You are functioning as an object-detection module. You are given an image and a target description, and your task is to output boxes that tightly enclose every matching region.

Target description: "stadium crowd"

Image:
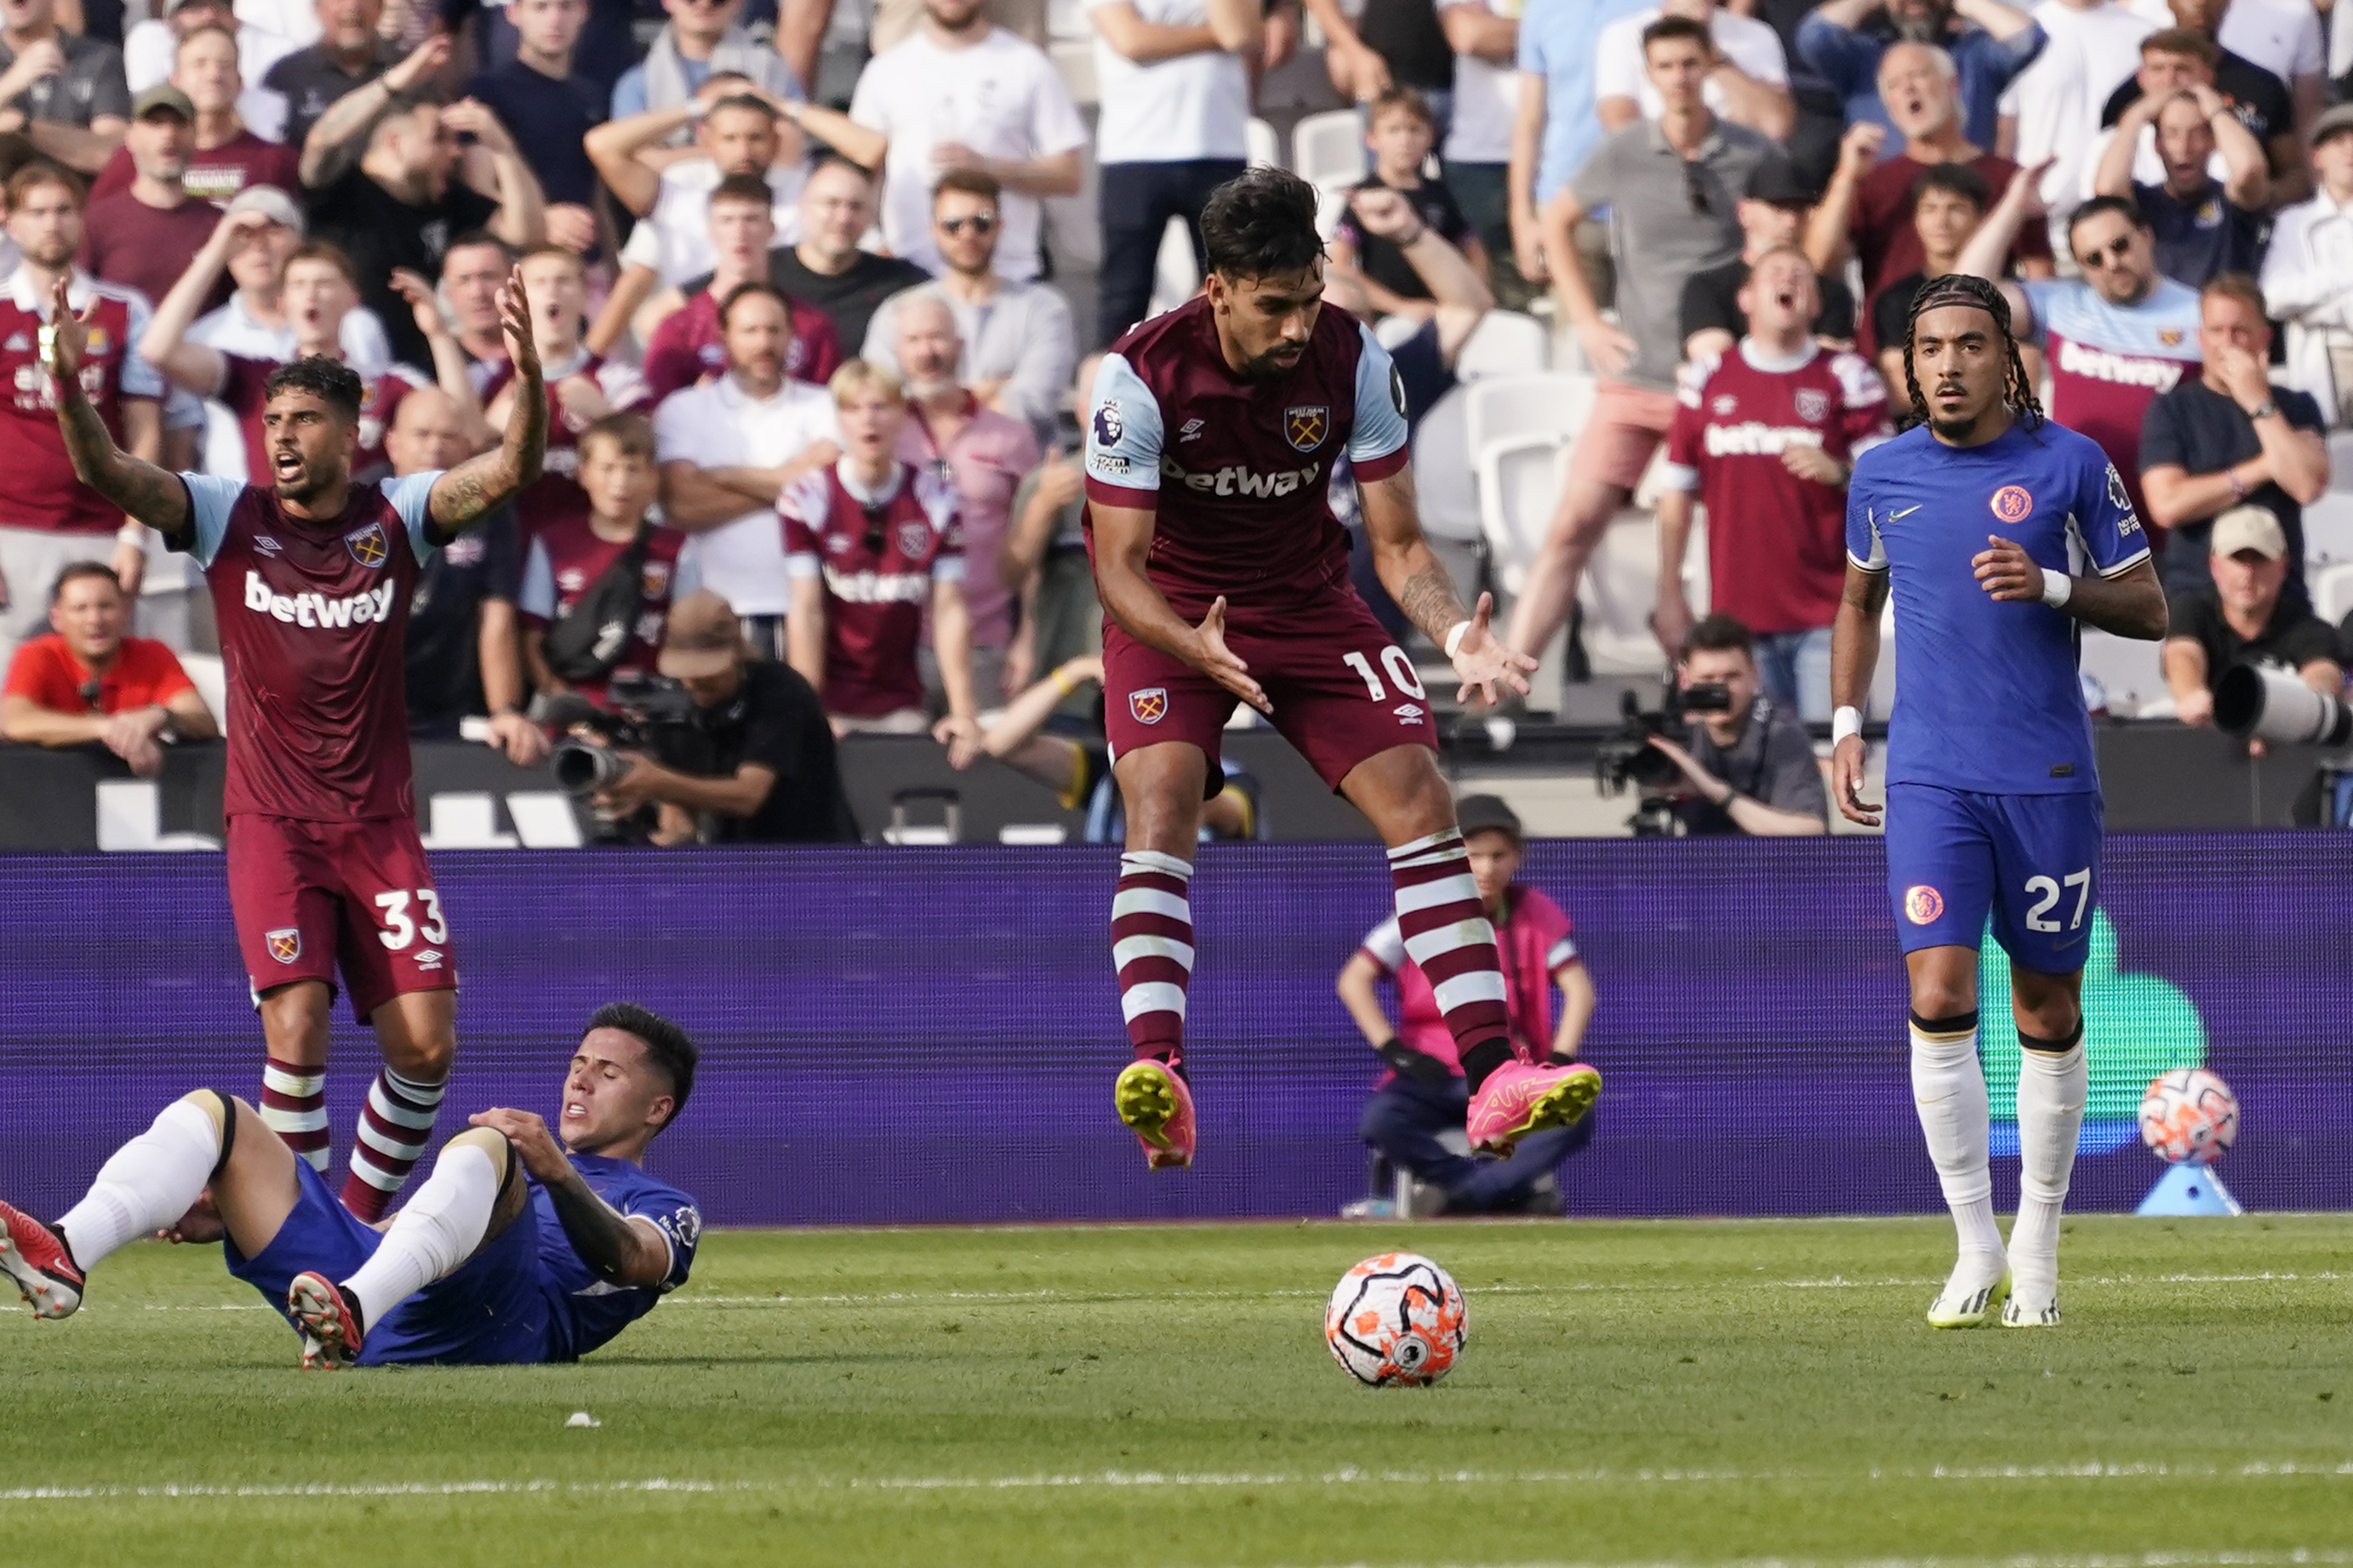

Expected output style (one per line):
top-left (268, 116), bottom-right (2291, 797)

top-left (3, 0), bottom-right (2353, 841)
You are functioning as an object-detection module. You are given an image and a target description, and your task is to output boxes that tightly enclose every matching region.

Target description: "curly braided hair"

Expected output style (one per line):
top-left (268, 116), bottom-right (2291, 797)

top-left (1899, 273), bottom-right (2044, 432)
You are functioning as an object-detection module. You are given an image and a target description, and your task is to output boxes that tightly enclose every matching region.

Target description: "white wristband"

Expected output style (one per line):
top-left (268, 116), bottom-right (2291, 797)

top-left (1443, 619), bottom-right (1471, 659)
top-left (2041, 568), bottom-right (2072, 608)
top-left (1831, 705), bottom-right (1864, 746)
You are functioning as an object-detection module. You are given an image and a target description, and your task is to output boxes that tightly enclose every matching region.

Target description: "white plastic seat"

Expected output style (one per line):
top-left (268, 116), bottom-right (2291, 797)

top-left (2312, 560), bottom-right (2353, 625)
top-left (2076, 629), bottom-right (2167, 716)
top-left (2300, 490), bottom-right (2353, 566)
top-left (1292, 109), bottom-right (1367, 192)
top-left (1476, 436), bottom-right (1568, 596)
top-left (1246, 117), bottom-right (1281, 169)
top-left (180, 652), bottom-right (227, 728)
top-left (1145, 214), bottom-right (1200, 318)
top-left (1573, 509), bottom-right (1671, 675)
top-left (1462, 371), bottom-right (1594, 465)
top-left (1413, 386), bottom-right (1480, 543)
top-left (1452, 310), bottom-right (1550, 381)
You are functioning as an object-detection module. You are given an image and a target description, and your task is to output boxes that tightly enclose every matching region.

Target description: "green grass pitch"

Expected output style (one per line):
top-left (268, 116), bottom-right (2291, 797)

top-left (6, 1215), bottom-right (2352, 1566)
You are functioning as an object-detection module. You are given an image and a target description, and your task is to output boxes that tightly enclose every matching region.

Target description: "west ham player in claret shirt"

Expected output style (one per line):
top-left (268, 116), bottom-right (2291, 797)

top-left (1084, 167), bottom-right (1590, 1172)
top-left (1831, 275), bottom-right (2166, 1331)
top-left (1655, 248), bottom-right (1893, 719)
top-left (51, 267), bottom-right (549, 1225)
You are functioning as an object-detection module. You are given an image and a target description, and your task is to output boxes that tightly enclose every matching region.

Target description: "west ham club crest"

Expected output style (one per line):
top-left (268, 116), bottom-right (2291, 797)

top-left (1283, 405), bottom-right (1329, 453)
top-left (344, 520), bottom-right (391, 569)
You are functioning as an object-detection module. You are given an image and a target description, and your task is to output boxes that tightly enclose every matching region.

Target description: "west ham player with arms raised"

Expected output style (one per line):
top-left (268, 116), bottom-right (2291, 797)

top-left (1830, 274), bottom-right (2165, 1329)
top-left (49, 268), bottom-right (548, 1223)
top-left (1087, 167), bottom-right (1592, 1170)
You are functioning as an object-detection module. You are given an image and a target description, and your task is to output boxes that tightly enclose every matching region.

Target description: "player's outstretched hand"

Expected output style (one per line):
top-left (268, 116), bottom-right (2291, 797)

top-left (1448, 592), bottom-right (1538, 707)
top-left (1832, 734), bottom-right (1880, 827)
top-left (1190, 596), bottom-right (1271, 716)
top-left (468, 1108), bottom-right (571, 1183)
top-left (1973, 534), bottom-right (2048, 602)
top-left (42, 272), bottom-right (92, 383)
top-left (494, 265), bottom-right (540, 381)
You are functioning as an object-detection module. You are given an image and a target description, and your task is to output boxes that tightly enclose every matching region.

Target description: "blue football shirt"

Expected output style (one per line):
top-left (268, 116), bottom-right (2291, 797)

top-left (1846, 419), bottom-right (2150, 795)
top-left (534, 1153), bottom-right (701, 1360)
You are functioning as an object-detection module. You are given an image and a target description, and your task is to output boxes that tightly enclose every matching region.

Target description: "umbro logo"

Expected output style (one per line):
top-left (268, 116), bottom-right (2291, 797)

top-left (1393, 702), bottom-right (1425, 723)
top-left (414, 949), bottom-right (444, 971)
top-left (1179, 418), bottom-right (1204, 442)
top-left (254, 535), bottom-right (282, 555)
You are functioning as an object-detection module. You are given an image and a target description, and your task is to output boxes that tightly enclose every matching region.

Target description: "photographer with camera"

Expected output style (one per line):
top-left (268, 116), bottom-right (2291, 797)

top-left (2162, 505), bottom-right (2343, 732)
top-left (558, 590), bottom-right (860, 845)
top-left (1639, 613), bottom-right (1830, 836)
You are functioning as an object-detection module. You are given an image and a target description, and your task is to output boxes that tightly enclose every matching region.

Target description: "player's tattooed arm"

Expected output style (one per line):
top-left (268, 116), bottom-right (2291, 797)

top-left (1359, 470), bottom-right (1535, 704)
top-left (467, 1108), bottom-right (673, 1289)
top-left (46, 279), bottom-right (191, 541)
top-left (426, 266), bottom-right (547, 540)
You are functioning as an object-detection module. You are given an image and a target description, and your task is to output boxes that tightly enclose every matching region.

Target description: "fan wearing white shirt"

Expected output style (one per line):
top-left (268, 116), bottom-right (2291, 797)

top-left (125, 0), bottom-right (294, 142)
top-left (2259, 103), bottom-right (2353, 426)
top-left (1434, 0), bottom-right (1523, 303)
top-left (1087, 0), bottom-right (1259, 345)
top-left (1594, 0), bottom-right (1795, 141)
top-left (655, 284), bottom-right (843, 658)
top-left (1992, 0), bottom-right (2154, 240)
top-left (845, 0), bottom-right (1087, 280)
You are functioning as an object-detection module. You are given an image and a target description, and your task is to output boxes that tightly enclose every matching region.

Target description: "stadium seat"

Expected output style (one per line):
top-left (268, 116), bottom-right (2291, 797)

top-left (1049, 38), bottom-right (1098, 105)
top-left (2312, 561), bottom-right (2353, 625)
top-left (2077, 629), bottom-right (2167, 716)
top-left (1573, 508), bottom-right (1670, 675)
top-left (1246, 117), bottom-right (1281, 169)
top-left (1292, 109), bottom-right (1367, 192)
top-left (2329, 430), bottom-right (2353, 488)
top-left (1147, 214), bottom-right (1199, 317)
top-left (2302, 491), bottom-right (2353, 566)
top-left (1452, 311), bottom-right (1550, 381)
top-left (1463, 371), bottom-right (1593, 464)
top-left (1476, 436), bottom-right (1568, 596)
top-left (180, 652), bottom-right (226, 727)
top-left (1413, 385), bottom-right (1480, 543)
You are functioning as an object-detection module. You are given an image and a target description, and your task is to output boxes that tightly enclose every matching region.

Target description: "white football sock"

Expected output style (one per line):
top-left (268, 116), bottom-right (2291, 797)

top-left (54, 1098), bottom-right (222, 1271)
top-left (341, 1140), bottom-right (501, 1331)
top-left (1910, 1015), bottom-right (2005, 1269)
top-left (2008, 1035), bottom-right (2087, 1303)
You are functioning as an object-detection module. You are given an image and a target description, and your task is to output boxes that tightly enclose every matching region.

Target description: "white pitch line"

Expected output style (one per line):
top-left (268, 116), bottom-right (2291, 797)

top-left (8, 1463), bottom-right (2353, 1507)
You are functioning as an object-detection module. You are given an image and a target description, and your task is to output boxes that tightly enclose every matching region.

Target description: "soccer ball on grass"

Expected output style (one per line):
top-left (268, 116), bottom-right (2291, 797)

top-left (1324, 1252), bottom-right (1467, 1387)
top-left (2138, 1067), bottom-right (2239, 1165)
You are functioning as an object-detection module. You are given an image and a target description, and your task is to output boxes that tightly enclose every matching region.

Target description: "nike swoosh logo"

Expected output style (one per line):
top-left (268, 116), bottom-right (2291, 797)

top-left (1889, 505), bottom-right (1923, 520)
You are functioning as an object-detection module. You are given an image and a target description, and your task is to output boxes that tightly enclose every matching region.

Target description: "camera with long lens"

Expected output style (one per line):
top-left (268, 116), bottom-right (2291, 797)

top-left (1592, 681), bottom-right (1734, 836)
top-left (535, 675), bottom-right (700, 841)
top-left (2213, 662), bottom-right (2353, 748)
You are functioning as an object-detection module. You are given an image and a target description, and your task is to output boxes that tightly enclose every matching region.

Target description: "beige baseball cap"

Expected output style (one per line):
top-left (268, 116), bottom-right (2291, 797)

top-left (225, 184), bottom-right (305, 235)
top-left (2211, 505), bottom-right (2287, 561)
top-left (658, 590), bottom-right (744, 679)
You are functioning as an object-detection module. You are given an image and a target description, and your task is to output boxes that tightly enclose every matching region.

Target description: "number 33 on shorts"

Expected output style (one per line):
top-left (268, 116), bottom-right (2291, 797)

top-left (374, 888), bottom-right (448, 950)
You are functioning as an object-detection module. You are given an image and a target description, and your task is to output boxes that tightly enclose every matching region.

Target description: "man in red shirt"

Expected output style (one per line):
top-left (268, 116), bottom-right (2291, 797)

top-left (49, 261), bottom-right (547, 1223)
top-left (89, 23), bottom-right (300, 207)
top-left (77, 87), bottom-right (228, 322)
top-left (1654, 247), bottom-right (1893, 719)
top-left (0, 162), bottom-right (165, 669)
top-left (783, 360), bottom-right (975, 736)
top-left (638, 174), bottom-right (842, 403)
top-left (141, 214), bottom-right (477, 481)
top-left (1, 559), bottom-right (217, 773)
top-left (1802, 39), bottom-right (2053, 355)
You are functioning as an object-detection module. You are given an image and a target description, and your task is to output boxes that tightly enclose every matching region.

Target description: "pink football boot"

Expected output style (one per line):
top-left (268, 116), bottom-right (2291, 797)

top-left (1114, 1058), bottom-right (1196, 1170)
top-left (0, 1200), bottom-right (83, 1319)
top-left (1466, 1061), bottom-right (1602, 1154)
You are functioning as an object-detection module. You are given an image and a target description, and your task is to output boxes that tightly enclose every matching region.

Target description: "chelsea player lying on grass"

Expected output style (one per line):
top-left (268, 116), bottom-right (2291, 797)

top-left (1830, 273), bottom-right (2167, 1331)
top-left (0, 1004), bottom-right (701, 1370)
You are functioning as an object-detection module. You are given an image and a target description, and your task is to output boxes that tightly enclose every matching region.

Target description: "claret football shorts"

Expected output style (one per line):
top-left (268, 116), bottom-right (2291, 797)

top-left (226, 814), bottom-right (458, 1020)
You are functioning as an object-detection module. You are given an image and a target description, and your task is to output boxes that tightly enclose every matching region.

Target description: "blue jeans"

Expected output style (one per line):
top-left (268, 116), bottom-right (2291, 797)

top-left (1358, 1073), bottom-right (1594, 1213)
top-left (1751, 627), bottom-right (1833, 722)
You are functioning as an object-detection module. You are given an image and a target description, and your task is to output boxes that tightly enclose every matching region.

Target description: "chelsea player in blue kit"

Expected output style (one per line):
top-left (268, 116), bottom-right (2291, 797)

top-left (0, 1005), bottom-right (701, 1369)
top-left (1830, 275), bottom-right (2167, 1331)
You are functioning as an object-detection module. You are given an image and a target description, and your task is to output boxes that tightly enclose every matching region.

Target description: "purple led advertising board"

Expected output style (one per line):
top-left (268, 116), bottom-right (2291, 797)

top-left (0, 834), bottom-right (2344, 1226)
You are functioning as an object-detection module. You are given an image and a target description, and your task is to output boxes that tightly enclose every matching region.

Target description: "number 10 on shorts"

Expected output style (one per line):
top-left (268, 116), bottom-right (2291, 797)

top-left (2024, 869), bottom-right (2091, 933)
top-left (1341, 647), bottom-right (1425, 701)
top-left (375, 888), bottom-right (448, 950)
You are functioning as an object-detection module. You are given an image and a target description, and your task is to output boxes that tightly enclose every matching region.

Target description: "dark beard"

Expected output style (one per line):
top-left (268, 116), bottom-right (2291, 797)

top-left (1891, 6), bottom-right (1946, 42)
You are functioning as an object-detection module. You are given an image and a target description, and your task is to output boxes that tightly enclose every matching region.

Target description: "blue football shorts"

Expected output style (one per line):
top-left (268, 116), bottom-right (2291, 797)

top-left (225, 1157), bottom-right (551, 1366)
top-left (1882, 783), bottom-right (2104, 974)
